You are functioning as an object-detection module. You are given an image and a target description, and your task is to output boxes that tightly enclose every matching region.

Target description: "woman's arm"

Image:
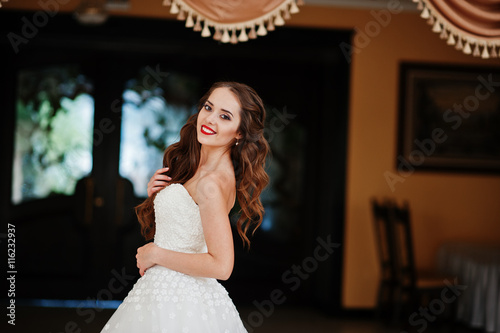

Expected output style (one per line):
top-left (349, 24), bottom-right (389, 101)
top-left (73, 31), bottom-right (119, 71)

top-left (136, 175), bottom-right (235, 280)
top-left (147, 167), bottom-right (171, 197)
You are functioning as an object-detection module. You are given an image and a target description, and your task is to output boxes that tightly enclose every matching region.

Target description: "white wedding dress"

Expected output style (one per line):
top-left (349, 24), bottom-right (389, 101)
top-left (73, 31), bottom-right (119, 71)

top-left (101, 183), bottom-right (247, 332)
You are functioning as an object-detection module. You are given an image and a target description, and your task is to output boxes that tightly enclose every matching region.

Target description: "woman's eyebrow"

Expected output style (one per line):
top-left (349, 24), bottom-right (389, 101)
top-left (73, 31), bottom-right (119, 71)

top-left (207, 99), bottom-right (234, 117)
top-left (221, 109), bottom-right (234, 117)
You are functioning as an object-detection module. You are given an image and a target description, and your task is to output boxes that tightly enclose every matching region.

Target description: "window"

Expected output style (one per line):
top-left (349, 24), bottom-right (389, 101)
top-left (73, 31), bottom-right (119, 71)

top-left (12, 65), bottom-right (94, 204)
top-left (118, 70), bottom-right (201, 197)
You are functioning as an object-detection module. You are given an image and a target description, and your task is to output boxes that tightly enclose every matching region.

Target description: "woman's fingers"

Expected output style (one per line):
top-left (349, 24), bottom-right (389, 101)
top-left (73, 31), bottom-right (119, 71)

top-left (148, 174), bottom-right (171, 184)
top-left (156, 167), bottom-right (170, 175)
top-left (147, 167), bottom-right (173, 197)
top-left (148, 170), bottom-right (171, 186)
top-left (149, 185), bottom-right (165, 195)
top-left (153, 175), bottom-right (171, 182)
top-left (148, 182), bottom-right (168, 197)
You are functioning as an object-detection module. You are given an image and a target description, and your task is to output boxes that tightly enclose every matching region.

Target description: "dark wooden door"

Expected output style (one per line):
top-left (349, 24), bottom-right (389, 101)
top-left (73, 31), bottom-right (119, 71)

top-left (0, 50), bottom-right (140, 300)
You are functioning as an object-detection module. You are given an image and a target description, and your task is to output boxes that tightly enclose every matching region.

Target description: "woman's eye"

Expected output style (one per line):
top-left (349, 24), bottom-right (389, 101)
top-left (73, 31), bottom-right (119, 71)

top-left (221, 114), bottom-right (231, 120)
top-left (204, 104), bottom-right (211, 111)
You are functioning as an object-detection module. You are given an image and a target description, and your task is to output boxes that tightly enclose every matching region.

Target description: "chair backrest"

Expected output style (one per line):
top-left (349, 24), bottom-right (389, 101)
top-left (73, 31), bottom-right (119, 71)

top-left (371, 199), bottom-right (398, 283)
top-left (390, 200), bottom-right (417, 290)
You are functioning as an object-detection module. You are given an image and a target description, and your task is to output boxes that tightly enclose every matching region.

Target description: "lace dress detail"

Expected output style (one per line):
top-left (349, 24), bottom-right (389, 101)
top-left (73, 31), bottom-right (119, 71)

top-left (101, 184), bottom-right (247, 332)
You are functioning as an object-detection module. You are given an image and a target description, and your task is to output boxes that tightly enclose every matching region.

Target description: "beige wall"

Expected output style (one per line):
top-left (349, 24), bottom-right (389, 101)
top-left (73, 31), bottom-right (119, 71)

top-left (290, 5), bottom-right (500, 308)
top-left (5, 0), bottom-right (500, 309)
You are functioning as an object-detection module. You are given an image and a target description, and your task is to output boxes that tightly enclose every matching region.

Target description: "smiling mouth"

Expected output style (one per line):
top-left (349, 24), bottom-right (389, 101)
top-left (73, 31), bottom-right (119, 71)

top-left (201, 125), bottom-right (217, 135)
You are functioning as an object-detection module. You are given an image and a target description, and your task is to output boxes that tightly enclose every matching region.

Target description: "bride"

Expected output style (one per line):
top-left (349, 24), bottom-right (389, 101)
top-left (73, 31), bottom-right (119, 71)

top-left (101, 81), bottom-right (270, 332)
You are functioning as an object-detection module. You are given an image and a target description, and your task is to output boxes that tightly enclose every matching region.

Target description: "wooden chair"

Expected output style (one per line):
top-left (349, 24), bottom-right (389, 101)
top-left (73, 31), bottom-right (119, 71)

top-left (371, 198), bottom-right (399, 324)
top-left (390, 200), bottom-right (456, 331)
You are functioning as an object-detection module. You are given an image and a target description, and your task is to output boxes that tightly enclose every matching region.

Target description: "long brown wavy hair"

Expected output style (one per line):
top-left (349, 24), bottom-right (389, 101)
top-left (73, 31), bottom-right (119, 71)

top-left (135, 82), bottom-right (270, 247)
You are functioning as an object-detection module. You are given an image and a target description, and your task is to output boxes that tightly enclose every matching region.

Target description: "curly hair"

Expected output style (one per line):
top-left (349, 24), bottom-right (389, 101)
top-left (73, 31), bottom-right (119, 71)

top-left (135, 82), bottom-right (270, 247)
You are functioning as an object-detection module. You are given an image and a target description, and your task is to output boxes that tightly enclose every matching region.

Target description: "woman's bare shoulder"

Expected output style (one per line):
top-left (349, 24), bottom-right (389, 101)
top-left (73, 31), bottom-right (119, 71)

top-left (198, 171), bottom-right (234, 192)
top-left (196, 170), bottom-right (235, 208)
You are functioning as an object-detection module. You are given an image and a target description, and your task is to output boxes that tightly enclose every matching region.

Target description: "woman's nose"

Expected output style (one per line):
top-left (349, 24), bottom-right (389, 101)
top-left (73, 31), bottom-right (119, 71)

top-left (206, 112), bottom-right (217, 124)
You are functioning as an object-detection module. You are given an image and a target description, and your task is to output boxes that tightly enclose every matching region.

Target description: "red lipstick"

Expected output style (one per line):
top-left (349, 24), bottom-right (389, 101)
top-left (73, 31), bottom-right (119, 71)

top-left (201, 125), bottom-right (216, 135)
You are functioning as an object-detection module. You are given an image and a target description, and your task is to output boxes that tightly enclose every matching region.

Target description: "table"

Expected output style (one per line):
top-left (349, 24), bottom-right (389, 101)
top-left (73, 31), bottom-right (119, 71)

top-left (437, 242), bottom-right (500, 333)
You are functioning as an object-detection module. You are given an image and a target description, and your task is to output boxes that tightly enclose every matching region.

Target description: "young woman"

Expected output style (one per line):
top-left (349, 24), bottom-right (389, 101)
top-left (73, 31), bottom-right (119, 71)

top-left (101, 82), bottom-right (269, 332)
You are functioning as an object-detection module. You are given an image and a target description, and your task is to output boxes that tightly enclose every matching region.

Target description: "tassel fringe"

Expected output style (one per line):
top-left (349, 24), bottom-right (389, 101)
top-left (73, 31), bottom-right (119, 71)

top-left (162, 0), bottom-right (302, 44)
top-left (413, 0), bottom-right (499, 58)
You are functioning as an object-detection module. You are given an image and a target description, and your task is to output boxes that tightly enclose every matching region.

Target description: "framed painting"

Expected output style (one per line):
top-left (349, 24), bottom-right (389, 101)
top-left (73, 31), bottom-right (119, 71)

top-left (397, 63), bottom-right (500, 173)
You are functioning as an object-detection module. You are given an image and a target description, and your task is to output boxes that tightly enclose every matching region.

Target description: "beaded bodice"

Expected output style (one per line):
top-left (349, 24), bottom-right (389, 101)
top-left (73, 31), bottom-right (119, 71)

top-left (153, 183), bottom-right (207, 254)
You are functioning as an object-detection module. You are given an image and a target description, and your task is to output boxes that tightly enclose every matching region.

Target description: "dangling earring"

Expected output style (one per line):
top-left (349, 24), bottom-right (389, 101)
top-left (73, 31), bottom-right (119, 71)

top-left (235, 139), bottom-right (239, 146)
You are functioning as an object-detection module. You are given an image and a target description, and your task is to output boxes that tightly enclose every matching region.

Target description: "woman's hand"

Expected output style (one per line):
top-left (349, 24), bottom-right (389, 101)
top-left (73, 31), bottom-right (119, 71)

top-left (147, 167), bottom-right (171, 197)
top-left (136, 242), bottom-right (159, 276)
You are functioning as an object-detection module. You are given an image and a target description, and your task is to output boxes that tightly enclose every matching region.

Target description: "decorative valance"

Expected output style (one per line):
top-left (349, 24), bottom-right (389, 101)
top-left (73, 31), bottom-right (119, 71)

top-left (162, 0), bottom-right (303, 44)
top-left (413, 0), bottom-right (500, 59)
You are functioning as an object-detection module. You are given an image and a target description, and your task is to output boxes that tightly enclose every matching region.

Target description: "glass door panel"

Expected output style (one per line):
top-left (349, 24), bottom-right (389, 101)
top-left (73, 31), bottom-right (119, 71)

top-left (12, 65), bottom-right (94, 204)
top-left (118, 70), bottom-right (201, 197)
top-left (10, 64), bottom-right (97, 299)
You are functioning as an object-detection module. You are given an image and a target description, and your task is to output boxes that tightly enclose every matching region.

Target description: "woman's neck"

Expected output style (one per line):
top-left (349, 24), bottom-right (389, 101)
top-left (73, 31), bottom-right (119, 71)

top-left (198, 145), bottom-right (231, 171)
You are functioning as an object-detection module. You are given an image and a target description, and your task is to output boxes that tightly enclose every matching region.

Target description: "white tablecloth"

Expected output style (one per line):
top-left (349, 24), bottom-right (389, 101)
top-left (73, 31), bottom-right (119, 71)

top-left (437, 242), bottom-right (500, 333)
